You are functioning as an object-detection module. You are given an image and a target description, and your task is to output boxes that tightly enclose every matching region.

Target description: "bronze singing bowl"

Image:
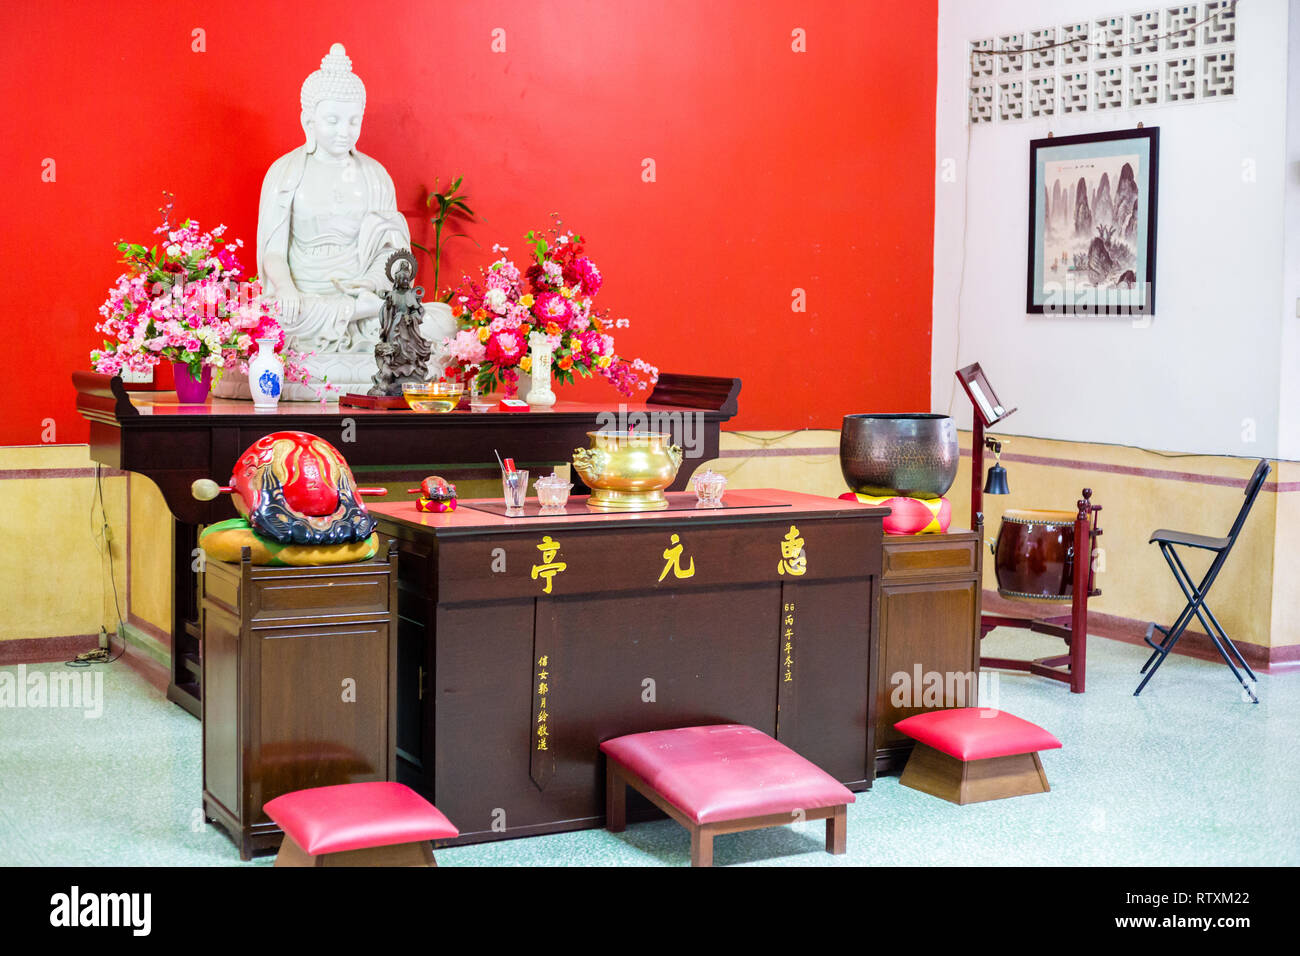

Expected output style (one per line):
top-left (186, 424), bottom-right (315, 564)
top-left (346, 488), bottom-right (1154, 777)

top-left (572, 431), bottom-right (683, 511)
top-left (839, 413), bottom-right (959, 500)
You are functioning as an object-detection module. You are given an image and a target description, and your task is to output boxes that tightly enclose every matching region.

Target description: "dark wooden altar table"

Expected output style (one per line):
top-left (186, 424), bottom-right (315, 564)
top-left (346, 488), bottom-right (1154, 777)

top-left (370, 489), bottom-right (887, 845)
top-left (72, 371), bottom-right (740, 716)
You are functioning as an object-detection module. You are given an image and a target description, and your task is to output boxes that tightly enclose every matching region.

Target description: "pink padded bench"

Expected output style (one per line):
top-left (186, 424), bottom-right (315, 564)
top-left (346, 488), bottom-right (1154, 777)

top-left (894, 708), bottom-right (1062, 805)
top-left (600, 724), bottom-right (855, 866)
top-left (263, 781), bottom-right (459, 867)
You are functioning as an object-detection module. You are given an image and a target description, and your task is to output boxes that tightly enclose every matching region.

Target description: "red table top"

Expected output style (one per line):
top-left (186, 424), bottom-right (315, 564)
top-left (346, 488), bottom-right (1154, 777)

top-left (368, 488), bottom-right (889, 536)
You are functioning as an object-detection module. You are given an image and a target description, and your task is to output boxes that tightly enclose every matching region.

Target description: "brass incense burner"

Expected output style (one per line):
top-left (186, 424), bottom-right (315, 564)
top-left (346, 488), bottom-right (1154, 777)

top-left (572, 431), bottom-right (684, 511)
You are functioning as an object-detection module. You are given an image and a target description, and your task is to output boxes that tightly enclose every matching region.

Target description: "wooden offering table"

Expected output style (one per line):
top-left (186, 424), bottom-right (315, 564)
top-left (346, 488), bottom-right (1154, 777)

top-left (72, 371), bottom-right (739, 717)
top-left (370, 490), bottom-right (887, 845)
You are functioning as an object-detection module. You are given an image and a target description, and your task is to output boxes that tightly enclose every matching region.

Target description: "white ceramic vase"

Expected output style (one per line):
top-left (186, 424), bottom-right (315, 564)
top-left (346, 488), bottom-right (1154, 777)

top-left (248, 338), bottom-right (284, 410)
top-left (524, 331), bottom-right (557, 408)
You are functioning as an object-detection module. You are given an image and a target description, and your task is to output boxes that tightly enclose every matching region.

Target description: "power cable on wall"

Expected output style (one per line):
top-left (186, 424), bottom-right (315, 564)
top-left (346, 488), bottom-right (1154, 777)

top-left (72, 464), bottom-right (125, 667)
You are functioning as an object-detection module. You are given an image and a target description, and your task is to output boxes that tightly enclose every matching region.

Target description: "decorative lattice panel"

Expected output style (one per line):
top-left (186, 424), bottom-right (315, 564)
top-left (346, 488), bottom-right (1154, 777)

top-left (999, 78), bottom-right (1025, 120)
top-left (1202, 0), bottom-right (1235, 45)
top-left (1165, 55), bottom-right (1197, 100)
top-left (1128, 60), bottom-right (1161, 106)
top-left (1095, 16), bottom-right (1126, 59)
top-left (1094, 66), bottom-right (1125, 109)
top-left (969, 82), bottom-right (995, 123)
top-left (1061, 70), bottom-right (1090, 114)
top-left (1027, 73), bottom-right (1057, 117)
top-left (998, 33), bottom-right (1024, 74)
top-left (1129, 10), bottom-right (1162, 55)
top-left (1027, 27), bottom-right (1058, 70)
top-left (1061, 22), bottom-right (1091, 65)
top-left (1202, 50), bottom-right (1234, 97)
top-left (970, 38), bottom-right (995, 79)
top-left (968, 2), bottom-right (1237, 124)
top-left (1164, 5), bottom-right (1199, 51)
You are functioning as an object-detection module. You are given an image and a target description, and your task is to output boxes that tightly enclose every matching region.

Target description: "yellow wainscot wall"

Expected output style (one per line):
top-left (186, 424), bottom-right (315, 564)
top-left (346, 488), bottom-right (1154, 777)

top-left (125, 471), bottom-right (175, 667)
top-left (0, 445), bottom-right (127, 643)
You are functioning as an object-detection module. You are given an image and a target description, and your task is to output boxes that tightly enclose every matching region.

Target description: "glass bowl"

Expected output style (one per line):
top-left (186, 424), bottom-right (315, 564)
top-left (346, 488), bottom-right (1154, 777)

top-left (404, 381), bottom-right (463, 413)
top-left (692, 468), bottom-right (728, 508)
top-left (535, 472), bottom-right (574, 512)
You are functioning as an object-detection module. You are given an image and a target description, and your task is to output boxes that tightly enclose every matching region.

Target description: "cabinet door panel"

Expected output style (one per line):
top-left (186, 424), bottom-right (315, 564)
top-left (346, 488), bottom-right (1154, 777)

top-left (432, 600), bottom-right (538, 838)
top-left (876, 580), bottom-right (979, 750)
top-left (250, 622), bottom-right (391, 821)
top-left (775, 578), bottom-right (874, 786)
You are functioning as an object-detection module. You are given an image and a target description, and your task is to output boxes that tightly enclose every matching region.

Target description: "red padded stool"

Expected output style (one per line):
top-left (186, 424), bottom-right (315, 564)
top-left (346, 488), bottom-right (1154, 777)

top-left (600, 724), bottom-right (855, 866)
top-left (263, 782), bottom-right (459, 867)
top-left (894, 708), bottom-right (1061, 805)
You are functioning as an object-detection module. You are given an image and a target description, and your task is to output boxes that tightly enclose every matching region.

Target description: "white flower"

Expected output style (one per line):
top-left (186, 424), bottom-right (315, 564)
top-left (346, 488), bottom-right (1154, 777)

top-left (484, 287), bottom-right (509, 314)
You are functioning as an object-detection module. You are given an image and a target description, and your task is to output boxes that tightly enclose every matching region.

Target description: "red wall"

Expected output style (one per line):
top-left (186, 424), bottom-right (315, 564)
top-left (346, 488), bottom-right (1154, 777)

top-left (0, 0), bottom-right (936, 446)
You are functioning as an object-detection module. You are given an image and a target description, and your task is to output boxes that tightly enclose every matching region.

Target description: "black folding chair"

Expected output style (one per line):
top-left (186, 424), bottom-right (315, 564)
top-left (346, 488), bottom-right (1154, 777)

top-left (1136, 459), bottom-right (1270, 702)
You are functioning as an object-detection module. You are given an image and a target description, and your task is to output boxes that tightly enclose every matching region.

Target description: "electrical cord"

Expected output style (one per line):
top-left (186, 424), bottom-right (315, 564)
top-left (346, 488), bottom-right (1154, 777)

top-left (71, 464), bottom-right (125, 667)
top-left (726, 428), bottom-right (819, 446)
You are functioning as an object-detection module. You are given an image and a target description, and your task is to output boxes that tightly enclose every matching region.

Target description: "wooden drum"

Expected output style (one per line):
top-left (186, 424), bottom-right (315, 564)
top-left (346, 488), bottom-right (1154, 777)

top-left (993, 509), bottom-right (1079, 603)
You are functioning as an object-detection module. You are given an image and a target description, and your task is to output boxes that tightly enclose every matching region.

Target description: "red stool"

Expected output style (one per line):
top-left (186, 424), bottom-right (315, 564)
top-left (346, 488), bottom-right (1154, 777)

top-left (601, 724), bottom-right (855, 867)
top-left (263, 782), bottom-right (458, 867)
top-left (894, 708), bottom-right (1061, 805)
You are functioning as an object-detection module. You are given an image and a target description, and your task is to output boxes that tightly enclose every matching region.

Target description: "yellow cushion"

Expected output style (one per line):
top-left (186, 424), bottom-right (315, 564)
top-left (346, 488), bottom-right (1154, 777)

top-left (199, 518), bottom-right (377, 566)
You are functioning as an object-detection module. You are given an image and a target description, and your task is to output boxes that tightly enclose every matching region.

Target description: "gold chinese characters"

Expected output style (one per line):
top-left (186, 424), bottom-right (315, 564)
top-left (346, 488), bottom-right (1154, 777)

top-left (531, 536), bottom-right (566, 593)
top-left (536, 655), bottom-right (550, 752)
top-left (658, 532), bottom-right (696, 582)
top-left (778, 525), bottom-right (807, 576)
top-left (782, 601), bottom-right (796, 683)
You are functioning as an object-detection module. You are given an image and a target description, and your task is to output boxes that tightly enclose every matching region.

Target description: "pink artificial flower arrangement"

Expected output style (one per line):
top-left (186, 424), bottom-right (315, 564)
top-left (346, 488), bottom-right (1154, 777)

top-left (91, 195), bottom-right (311, 389)
top-left (443, 222), bottom-right (658, 396)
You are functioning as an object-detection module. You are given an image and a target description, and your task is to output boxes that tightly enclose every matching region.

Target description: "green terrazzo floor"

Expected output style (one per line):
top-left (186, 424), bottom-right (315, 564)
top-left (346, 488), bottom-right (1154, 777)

top-left (2, 628), bottom-right (1297, 867)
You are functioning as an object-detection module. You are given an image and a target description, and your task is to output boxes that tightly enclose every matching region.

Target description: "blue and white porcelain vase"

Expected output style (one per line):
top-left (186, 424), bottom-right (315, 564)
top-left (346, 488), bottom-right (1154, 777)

top-left (248, 337), bottom-right (284, 410)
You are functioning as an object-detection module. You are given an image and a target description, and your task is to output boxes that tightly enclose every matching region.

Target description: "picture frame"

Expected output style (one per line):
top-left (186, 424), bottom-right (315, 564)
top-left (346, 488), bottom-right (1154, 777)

top-left (1026, 126), bottom-right (1159, 317)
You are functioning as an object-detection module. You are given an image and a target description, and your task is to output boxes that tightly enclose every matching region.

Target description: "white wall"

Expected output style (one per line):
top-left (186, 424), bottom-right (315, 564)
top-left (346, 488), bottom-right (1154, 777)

top-left (931, 0), bottom-right (1291, 458)
top-left (1277, 0), bottom-right (1300, 460)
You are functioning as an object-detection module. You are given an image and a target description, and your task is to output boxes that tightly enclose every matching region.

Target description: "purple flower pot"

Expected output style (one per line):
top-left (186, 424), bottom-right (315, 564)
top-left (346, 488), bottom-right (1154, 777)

top-left (173, 362), bottom-right (212, 403)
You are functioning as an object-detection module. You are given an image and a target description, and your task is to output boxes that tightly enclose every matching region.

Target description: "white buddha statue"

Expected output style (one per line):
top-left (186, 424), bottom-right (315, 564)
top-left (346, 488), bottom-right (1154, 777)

top-left (218, 43), bottom-right (455, 399)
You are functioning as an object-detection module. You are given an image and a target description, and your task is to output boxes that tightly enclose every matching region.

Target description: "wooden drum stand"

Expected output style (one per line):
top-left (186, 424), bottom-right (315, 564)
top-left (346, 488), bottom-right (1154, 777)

top-left (980, 492), bottom-right (1102, 693)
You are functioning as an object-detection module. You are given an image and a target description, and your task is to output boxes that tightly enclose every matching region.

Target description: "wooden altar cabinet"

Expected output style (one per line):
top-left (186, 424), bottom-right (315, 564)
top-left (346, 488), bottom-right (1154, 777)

top-left (72, 371), bottom-right (740, 717)
top-left (370, 490), bottom-right (887, 845)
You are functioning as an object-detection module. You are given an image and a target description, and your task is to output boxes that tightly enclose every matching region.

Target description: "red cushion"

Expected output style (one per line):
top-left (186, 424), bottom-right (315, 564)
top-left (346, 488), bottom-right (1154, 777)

top-left (893, 708), bottom-right (1061, 761)
top-left (263, 782), bottom-right (458, 855)
top-left (600, 724), bottom-right (854, 825)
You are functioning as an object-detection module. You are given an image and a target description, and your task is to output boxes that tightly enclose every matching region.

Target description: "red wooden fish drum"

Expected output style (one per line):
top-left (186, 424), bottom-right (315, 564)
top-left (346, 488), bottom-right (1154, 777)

top-left (993, 509), bottom-right (1079, 603)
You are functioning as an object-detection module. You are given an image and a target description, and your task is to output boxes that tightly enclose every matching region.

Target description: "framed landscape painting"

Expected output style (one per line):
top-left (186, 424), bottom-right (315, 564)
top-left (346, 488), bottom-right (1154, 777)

top-left (1026, 127), bottom-right (1159, 317)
